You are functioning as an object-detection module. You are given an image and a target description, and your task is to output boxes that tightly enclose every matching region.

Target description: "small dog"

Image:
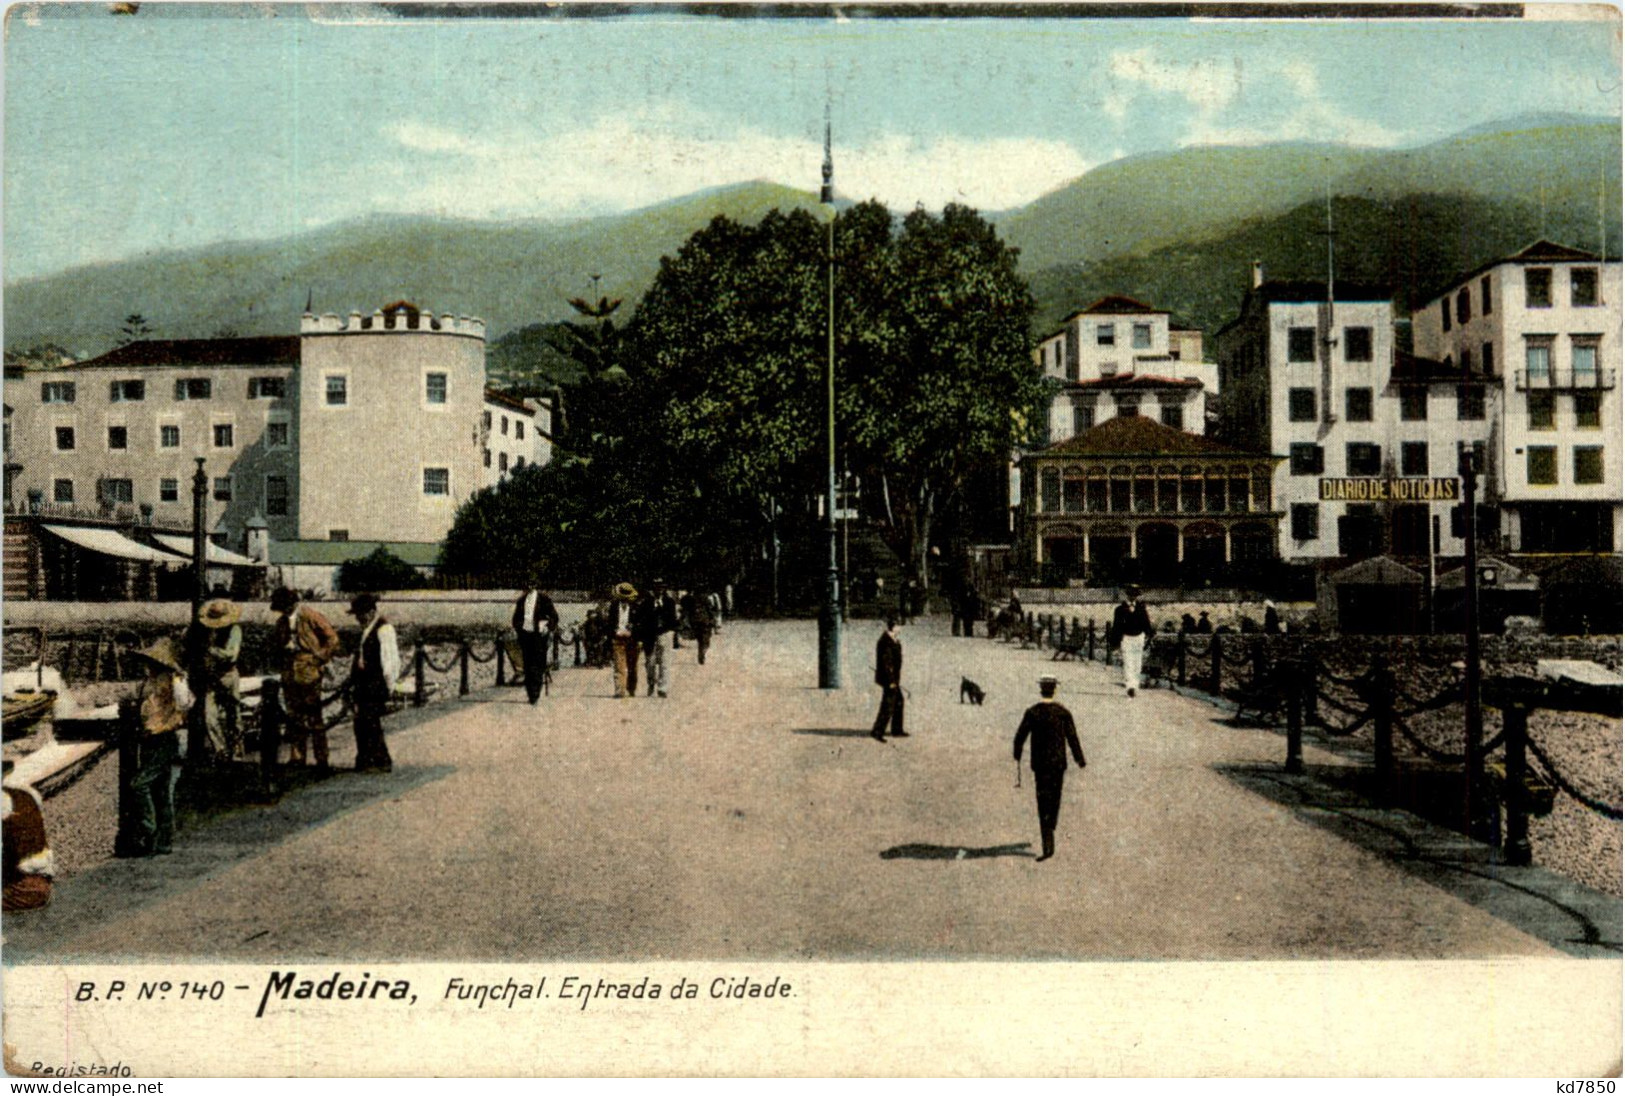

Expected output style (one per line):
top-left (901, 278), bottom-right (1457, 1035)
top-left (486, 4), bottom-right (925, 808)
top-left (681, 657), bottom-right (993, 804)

top-left (959, 676), bottom-right (986, 705)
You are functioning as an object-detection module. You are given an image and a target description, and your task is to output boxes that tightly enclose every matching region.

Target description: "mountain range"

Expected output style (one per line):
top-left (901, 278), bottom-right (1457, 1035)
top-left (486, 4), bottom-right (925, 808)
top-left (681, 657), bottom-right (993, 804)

top-left (5, 116), bottom-right (1619, 376)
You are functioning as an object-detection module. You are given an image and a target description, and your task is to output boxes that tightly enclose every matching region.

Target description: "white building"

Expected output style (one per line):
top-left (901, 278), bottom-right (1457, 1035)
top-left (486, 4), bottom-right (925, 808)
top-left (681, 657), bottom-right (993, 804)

top-left (1035, 295), bottom-right (1219, 444)
top-left (1213, 271), bottom-right (1489, 562)
top-left (1410, 240), bottom-right (1621, 554)
top-left (481, 391), bottom-right (553, 489)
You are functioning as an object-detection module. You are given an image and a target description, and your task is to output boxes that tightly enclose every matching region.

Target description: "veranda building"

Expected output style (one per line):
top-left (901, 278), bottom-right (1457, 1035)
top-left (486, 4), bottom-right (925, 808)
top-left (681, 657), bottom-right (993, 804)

top-left (1017, 415), bottom-right (1285, 587)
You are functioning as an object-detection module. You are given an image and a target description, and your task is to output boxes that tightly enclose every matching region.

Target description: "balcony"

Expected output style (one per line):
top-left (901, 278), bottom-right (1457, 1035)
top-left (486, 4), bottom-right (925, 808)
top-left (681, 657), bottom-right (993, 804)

top-left (1515, 368), bottom-right (1616, 391)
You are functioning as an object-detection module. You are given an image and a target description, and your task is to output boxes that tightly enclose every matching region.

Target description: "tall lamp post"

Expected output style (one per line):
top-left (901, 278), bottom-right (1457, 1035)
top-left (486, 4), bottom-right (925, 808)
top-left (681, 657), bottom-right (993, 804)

top-left (817, 104), bottom-right (842, 689)
top-left (185, 457), bottom-right (210, 773)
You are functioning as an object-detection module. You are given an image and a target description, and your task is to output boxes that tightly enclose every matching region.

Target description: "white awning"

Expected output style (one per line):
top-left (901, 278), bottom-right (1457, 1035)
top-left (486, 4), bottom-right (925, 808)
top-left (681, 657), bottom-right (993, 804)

top-left (42, 524), bottom-right (190, 566)
top-left (151, 533), bottom-right (263, 568)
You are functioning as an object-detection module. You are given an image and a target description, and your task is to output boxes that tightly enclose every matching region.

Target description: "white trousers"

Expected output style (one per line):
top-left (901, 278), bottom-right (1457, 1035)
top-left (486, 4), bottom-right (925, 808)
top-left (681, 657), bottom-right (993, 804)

top-left (1120, 632), bottom-right (1147, 691)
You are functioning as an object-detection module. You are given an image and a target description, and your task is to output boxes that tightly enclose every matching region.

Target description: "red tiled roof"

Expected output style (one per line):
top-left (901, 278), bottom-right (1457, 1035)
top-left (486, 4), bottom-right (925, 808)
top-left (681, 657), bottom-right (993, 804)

top-left (68, 337), bottom-right (301, 370)
top-left (1039, 414), bottom-right (1272, 459)
top-left (1074, 294), bottom-right (1166, 316)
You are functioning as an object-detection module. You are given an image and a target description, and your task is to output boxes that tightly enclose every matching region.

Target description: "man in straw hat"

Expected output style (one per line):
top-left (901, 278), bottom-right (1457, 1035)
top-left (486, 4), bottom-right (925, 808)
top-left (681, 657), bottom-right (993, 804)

top-left (608, 582), bottom-right (639, 698)
top-left (1012, 674), bottom-right (1086, 863)
top-left (347, 593), bottom-right (400, 773)
top-left (115, 636), bottom-right (193, 858)
top-left (196, 595), bottom-right (243, 761)
top-left (270, 587), bottom-right (340, 772)
top-left (1111, 583), bottom-right (1153, 698)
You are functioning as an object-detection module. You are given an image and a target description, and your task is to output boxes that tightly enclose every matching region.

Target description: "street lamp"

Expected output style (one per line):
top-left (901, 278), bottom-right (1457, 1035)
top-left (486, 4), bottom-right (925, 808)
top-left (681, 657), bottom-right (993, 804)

top-left (817, 103), bottom-right (842, 689)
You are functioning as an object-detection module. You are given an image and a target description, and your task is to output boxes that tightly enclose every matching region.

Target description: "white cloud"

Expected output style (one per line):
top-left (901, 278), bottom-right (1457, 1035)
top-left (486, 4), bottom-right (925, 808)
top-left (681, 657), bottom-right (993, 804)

top-left (371, 110), bottom-right (1093, 218)
top-left (1108, 47), bottom-right (1241, 115)
top-left (1182, 100), bottom-right (1404, 149)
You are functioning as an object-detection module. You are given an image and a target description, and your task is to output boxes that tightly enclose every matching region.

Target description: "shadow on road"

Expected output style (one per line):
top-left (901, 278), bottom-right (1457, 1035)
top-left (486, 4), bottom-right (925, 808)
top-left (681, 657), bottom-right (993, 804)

top-left (791, 728), bottom-right (878, 738)
top-left (1218, 762), bottom-right (1621, 958)
top-left (880, 842), bottom-right (1034, 860)
top-left (5, 765), bottom-right (455, 961)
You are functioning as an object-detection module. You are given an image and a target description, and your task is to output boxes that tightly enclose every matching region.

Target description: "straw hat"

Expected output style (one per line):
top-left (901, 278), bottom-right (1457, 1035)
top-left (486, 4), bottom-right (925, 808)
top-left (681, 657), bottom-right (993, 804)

top-left (135, 636), bottom-right (186, 674)
top-left (612, 582), bottom-right (638, 602)
top-left (197, 598), bottom-right (240, 629)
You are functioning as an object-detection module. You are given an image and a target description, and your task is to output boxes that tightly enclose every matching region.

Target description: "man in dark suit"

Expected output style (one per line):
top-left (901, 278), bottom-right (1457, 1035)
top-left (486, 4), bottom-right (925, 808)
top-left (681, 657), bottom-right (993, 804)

top-left (635, 579), bottom-right (679, 697)
top-left (1111, 583), bottom-right (1153, 698)
top-left (680, 587), bottom-right (716, 666)
top-left (348, 593), bottom-right (399, 772)
top-left (512, 582), bottom-right (560, 705)
top-left (1012, 674), bottom-right (1086, 862)
top-left (871, 617), bottom-right (906, 742)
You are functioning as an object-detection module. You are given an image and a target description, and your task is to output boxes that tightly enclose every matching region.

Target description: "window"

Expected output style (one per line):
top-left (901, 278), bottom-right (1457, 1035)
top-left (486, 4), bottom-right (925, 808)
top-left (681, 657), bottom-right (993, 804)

top-left (482, 448), bottom-right (492, 468)
top-left (249, 376), bottom-right (286, 399)
top-left (1160, 405), bottom-right (1184, 430)
top-left (515, 421), bottom-right (525, 441)
top-left (1115, 395), bottom-right (1141, 418)
top-left (515, 456), bottom-right (525, 470)
top-left (53, 479), bottom-right (73, 504)
top-left (1289, 443), bottom-right (1324, 475)
top-left (1345, 387), bottom-right (1373, 423)
top-left (1132, 323), bottom-right (1152, 349)
top-left (329, 529), bottom-right (349, 542)
top-left (1528, 390), bottom-right (1555, 430)
top-left (1526, 268), bottom-right (1552, 308)
top-left (1574, 447), bottom-right (1605, 485)
top-left (265, 475), bottom-right (289, 516)
top-left (1072, 404), bottom-right (1094, 435)
top-left (1572, 267), bottom-right (1599, 307)
top-left (107, 425), bottom-right (128, 450)
top-left (1460, 348), bottom-right (1473, 374)
top-left (173, 378), bottom-right (212, 401)
top-left (1526, 339), bottom-right (1552, 381)
top-left (1344, 326), bottom-right (1373, 362)
top-left (1291, 503), bottom-right (1319, 541)
top-left (425, 372), bottom-right (448, 405)
top-left (1096, 323), bottom-right (1115, 346)
top-left (160, 424), bottom-right (181, 449)
top-left (482, 411), bottom-right (492, 429)
top-left (1039, 468), bottom-right (1061, 512)
top-left (266, 421), bottom-right (290, 449)
top-left (1346, 443), bottom-right (1382, 476)
top-left (1482, 342), bottom-right (1495, 376)
top-left (1287, 327), bottom-right (1316, 362)
top-left (423, 467), bottom-right (450, 496)
top-left (499, 452), bottom-right (509, 473)
top-left (1526, 446), bottom-right (1557, 485)
top-left (1440, 298), bottom-right (1452, 332)
top-left (212, 476), bottom-right (233, 502)
top-left (99, 479), bottom-right (134, 505)
top-left (109, 379), bottom-right (145, 402)
top-left (213, 423), bottom-right (234, 448)
top-left (1288, 388), bottom-right (1317, 422)
top-left (1576, 391), bottom-right (1601, 429)
top-left (54, 426), bottom-right (75, 451)
top-left (1457, 385), bottom-right (1485, 421)
top-left (1573, 340), bottom-right (1599, 382)
top-left (1400, 388), bottom-right (1428, 421)
top-left (41, 381), bottom-right (76, 404)
top-left (159, 478), bottom-right (179, 503)
top-left (1401, 441), bottom-right (1429, 476)
top-left (1456, 288), bottom-right (1471, 325)
top-left (1481, 275), bottom-right (1493, 315)
top-left (325, 375), bottom-right (348, 406)
top-left (500, 416), bottom-right (509, 436)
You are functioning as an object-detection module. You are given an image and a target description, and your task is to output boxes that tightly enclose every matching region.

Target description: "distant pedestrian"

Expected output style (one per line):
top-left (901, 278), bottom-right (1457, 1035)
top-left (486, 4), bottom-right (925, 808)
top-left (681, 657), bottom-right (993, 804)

top-left (512, 580), bottom-right (560, 705)
top-left (3, 759), bottom-right (53, 911)
top-left (1263, 600), bottom-right (1281, 635)
top-left (871, 617), bottom-right (906, 742)
top-left (271, 587), bottom-right (340, 771)
top-left (1112, 583), bottom-right (1153, 698)
top-left (609, 583), bottom-right (639, 698)
top-left (681, 587), bottom-right (717, 665)
top-left (707, 589), bottom-right (724, 632)
top-left (347, 593), bottom-right (400, 772)
top-left (1180, 612), bottom-right (1197, 635)
top-left (116, 636), bottom-right (191, 858)
top-left (196, 596), bottom-right (243, 761)
top-left (636, 579), bottom-right (679, 697)
top-left (1012, 675), bottom-right (1086, 863)
top-left (1195, 610), bottom-right (1212, 634)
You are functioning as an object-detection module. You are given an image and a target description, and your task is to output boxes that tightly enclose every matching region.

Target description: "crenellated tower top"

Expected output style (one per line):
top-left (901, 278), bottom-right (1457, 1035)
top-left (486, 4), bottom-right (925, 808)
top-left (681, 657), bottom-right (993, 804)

top-left (301, 301), bottom-right (485, 339)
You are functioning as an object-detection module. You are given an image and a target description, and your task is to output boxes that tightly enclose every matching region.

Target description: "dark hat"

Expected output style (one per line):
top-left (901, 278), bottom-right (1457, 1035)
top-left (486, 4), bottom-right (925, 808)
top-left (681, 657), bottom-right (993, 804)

top-left (1038, 674), bottom-right (1059, 686)
top-left (1123, 584), bottom-right (1142, 597)
top-left (885, 616), bottom-right (897, 629)
top-left (348, 592), bottom-right (379, 616)
top-left (269, 587), bottom-right (299, 612)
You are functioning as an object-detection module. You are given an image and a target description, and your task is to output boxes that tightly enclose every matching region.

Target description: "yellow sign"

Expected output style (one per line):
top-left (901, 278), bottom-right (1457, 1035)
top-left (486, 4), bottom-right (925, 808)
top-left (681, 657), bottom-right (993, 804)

top-left (1318, 477), bottom-right (1461, 502)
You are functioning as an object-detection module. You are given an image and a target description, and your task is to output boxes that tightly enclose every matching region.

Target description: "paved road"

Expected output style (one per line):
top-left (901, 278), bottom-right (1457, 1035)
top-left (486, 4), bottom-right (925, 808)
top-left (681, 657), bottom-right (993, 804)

top-left (6, 620), bottom-right (1612, 962)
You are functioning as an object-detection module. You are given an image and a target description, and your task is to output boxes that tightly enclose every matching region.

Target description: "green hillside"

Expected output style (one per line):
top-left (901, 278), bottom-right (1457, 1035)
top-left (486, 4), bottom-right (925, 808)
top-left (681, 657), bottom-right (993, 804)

top-left (3, 181), bottom-right (824, 358)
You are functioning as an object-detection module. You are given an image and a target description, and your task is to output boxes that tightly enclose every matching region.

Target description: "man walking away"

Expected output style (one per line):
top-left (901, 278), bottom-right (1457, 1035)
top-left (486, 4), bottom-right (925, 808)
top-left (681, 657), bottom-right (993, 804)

top-left (512, 580), bottom-right (560, 705)
top-left (609, 583), bottom-right (639, 698)
top-left (681, 587), bottom-right (717, 666)
top-left (637, 579), bottom-right (679, 697)
top-left (271, 587), bottom-right (340, 772)
top-left (1012, 674), bottom-right (1086, 862)
top-left (1112, 584), bottom-right (1153, 698)
top-left (348, 593), bottom-right (400, 772)
top-left (871, 617), bottom-right (907, 742)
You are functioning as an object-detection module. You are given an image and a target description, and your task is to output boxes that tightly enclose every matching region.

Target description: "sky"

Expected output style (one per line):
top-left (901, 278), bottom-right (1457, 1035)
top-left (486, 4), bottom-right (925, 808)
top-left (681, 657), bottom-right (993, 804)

top-left (3, 3), bottom-right (1620, 282)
